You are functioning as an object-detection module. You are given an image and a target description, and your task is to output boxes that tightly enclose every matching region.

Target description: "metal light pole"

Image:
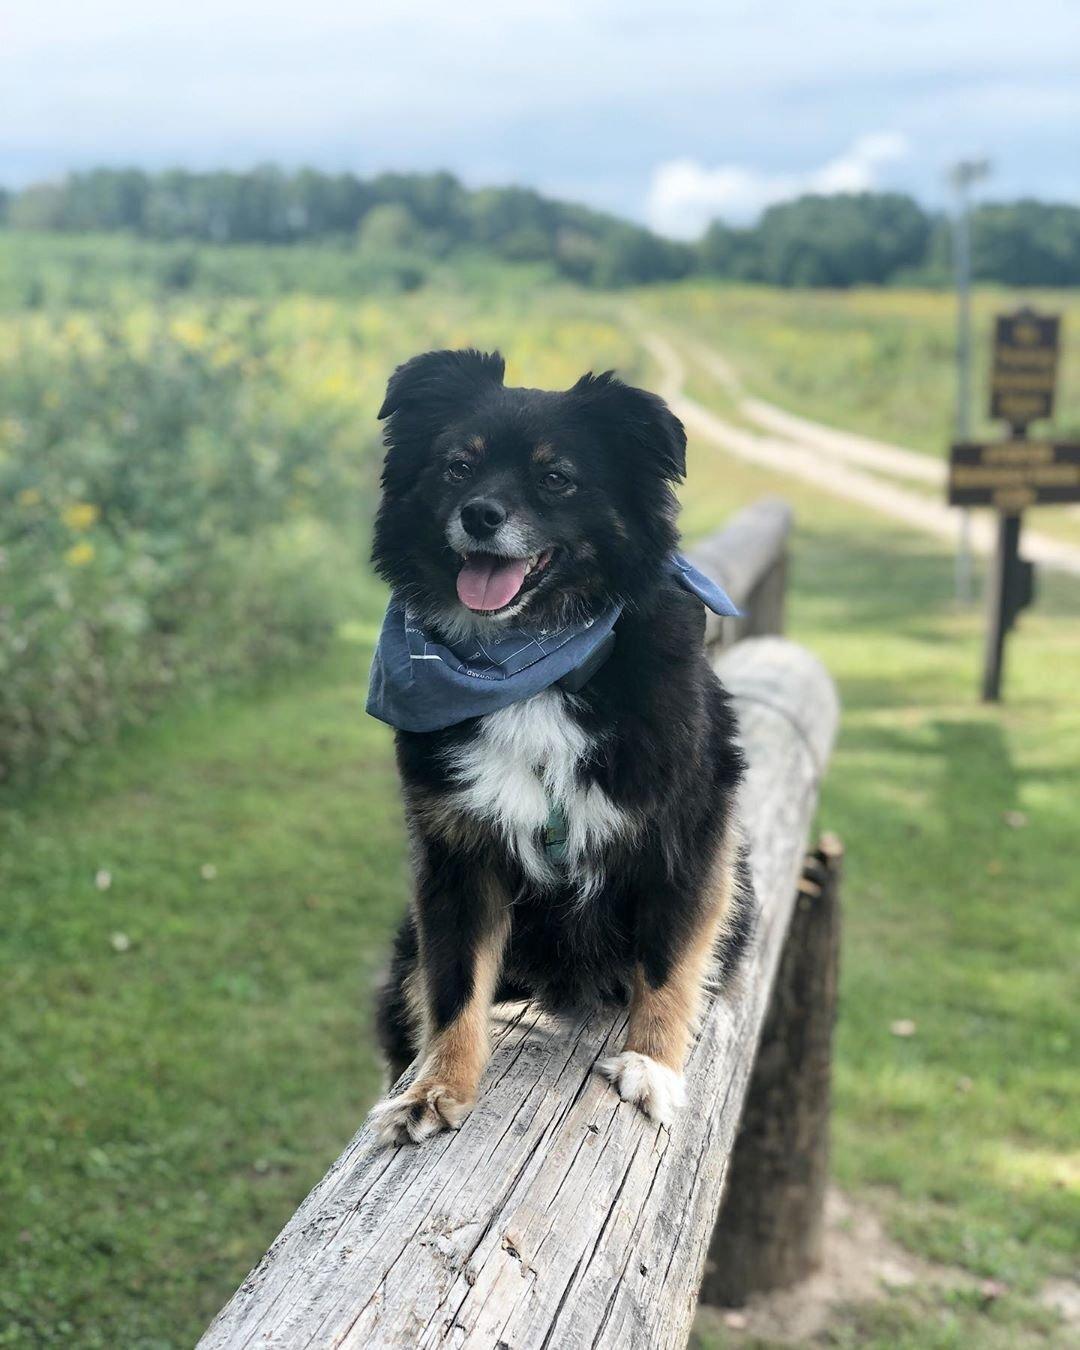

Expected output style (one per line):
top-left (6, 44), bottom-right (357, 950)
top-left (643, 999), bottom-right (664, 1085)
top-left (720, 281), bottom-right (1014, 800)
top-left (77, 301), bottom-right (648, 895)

top-left (948, 158), bottom-right (991, 605)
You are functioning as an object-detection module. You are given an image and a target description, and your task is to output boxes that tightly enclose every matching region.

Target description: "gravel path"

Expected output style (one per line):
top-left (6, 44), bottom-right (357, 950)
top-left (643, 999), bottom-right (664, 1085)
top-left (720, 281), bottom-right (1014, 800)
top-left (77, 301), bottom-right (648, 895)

top-left (642, 330), bottom-right (1080, 578)
top-left (683, 337), bottom-right (945, 486)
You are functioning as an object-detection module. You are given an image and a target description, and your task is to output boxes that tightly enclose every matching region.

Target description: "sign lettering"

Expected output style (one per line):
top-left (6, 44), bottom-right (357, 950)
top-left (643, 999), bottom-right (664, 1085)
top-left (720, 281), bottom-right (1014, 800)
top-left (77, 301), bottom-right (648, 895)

top-left (948, 439), bottom-right (1080, 508)
top-left (989, 309), bottom-right (1060, 428)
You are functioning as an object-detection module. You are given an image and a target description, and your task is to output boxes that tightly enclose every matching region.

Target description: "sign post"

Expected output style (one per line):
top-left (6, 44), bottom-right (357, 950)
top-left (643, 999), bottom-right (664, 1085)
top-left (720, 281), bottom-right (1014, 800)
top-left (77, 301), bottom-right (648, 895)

top-left (979, 507), bottom-right (1033, 702)
top-left (947, 159), bottom-right (991, 605)
top-left (947, 307), bottom-right (1075, 701)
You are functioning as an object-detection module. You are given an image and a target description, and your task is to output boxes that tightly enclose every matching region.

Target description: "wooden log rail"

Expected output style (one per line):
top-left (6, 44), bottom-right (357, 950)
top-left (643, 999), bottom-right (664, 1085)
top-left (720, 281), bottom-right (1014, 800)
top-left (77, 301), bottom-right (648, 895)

top-left (686, 496), bottom-right (792, 648)
top-left (199, 502), bottom-right (837, 1350)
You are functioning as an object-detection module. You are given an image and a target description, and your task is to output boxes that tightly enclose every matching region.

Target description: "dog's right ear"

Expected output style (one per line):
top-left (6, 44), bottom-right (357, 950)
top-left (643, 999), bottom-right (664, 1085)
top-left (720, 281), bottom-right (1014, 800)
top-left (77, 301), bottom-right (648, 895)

top-left (377, 348), bottom-right (505, 421)
top-left (376, 349), bottom-right (505, 504)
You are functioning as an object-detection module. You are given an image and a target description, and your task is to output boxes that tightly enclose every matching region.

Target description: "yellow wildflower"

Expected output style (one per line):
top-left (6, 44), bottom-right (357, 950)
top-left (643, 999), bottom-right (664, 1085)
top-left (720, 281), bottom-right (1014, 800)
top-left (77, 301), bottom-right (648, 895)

top-left (63, 316), bottom-right (90, 342)
top-left (65, 541), bottom-right (96, 567)
top-left (1, 417), bottom-right (27, 448)
top-left (62, 502), bottom-right (100, 531)
top-left (172, 317), bottom-right (209, 349)
top-left (210, 341), bottom-right (242, 369)
top-left (319, 371), bottom-right (351, 400)
top-left (17, 487), bottom-right (42, 508)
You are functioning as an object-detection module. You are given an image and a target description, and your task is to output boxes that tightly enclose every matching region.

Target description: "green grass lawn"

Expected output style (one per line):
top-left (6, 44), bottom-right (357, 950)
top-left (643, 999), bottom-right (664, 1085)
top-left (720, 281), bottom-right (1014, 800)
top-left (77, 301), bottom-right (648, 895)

top-left (3, 276), bottom-right (1078, 1347)
top-left (682, 428), bottom-right (1080, 1347)
top-left (1, 631), bottom-right (408, 1347)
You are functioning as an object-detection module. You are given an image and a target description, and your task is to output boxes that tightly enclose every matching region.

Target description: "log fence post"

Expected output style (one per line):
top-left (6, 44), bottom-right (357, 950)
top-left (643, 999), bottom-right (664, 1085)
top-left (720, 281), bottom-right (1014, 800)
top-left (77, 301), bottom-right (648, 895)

top-left (702, 833), bottom-right (843, 1305)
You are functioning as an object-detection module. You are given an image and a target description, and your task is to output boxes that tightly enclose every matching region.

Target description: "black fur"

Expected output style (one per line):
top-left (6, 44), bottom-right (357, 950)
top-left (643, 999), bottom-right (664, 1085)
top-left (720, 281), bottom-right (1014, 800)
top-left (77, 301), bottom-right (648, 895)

top-left (371, 349), bottom-right (755, 1075)
top-left (375, 914), bottom-right (419, 1083)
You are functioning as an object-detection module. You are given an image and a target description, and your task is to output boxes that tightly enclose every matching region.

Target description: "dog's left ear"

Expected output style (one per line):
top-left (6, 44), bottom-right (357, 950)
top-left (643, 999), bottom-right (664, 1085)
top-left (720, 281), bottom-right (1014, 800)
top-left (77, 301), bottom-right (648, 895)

top-left (569, 371), bottom-right (686, 482)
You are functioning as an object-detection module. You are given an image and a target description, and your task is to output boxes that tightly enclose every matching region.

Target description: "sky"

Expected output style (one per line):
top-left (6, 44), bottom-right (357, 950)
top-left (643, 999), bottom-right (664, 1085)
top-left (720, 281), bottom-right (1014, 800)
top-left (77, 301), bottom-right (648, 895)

top-left (3, 1), bottom-right (1079, 238)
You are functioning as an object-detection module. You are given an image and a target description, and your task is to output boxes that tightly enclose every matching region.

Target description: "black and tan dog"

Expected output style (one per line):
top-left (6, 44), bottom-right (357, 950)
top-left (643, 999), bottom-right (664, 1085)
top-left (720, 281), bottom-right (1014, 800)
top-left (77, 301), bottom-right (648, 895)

top-left (368, 349), bottom-right (753, 1144)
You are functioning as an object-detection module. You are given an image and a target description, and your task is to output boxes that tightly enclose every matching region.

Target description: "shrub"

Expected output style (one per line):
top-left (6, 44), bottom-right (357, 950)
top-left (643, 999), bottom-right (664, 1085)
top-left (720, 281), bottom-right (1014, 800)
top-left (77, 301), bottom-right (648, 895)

top-left (0, 301), bottom-right (377, 781)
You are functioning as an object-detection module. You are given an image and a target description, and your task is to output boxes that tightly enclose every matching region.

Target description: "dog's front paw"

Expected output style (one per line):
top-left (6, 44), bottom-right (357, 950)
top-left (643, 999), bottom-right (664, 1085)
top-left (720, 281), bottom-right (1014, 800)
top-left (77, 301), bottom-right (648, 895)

top-left (370, 1080), bottom-right (474, 1146)
top-left (597, 1050), bottom-right (686, 1127)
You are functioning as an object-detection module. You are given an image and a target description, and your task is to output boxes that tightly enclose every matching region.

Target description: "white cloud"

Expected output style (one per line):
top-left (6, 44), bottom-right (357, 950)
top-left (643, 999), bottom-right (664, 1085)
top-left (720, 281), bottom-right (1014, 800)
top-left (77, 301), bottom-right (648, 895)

top-left (646, 132), bottom-right (911, 238)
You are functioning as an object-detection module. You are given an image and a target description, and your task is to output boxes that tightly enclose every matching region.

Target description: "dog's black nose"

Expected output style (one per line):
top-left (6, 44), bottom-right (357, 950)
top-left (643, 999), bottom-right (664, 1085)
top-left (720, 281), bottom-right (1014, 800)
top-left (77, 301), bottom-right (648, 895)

top-left (460, 498), bottom-right (507, 540)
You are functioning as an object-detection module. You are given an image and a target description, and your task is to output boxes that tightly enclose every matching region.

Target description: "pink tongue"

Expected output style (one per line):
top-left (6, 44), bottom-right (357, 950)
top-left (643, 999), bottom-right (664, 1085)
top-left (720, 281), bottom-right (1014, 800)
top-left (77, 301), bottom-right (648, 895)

top-left (456, 556), bottom-right (529, 611)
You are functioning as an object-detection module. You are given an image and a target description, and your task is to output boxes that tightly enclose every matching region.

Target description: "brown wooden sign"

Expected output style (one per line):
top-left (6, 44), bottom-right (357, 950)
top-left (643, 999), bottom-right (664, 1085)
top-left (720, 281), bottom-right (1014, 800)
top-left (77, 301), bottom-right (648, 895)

top-left (948, 438), bottom-right (1080, 510)
top-left (989, 309), bottom-right (1060, 428)
top-left (951, 307), bottom-right (1067, 702)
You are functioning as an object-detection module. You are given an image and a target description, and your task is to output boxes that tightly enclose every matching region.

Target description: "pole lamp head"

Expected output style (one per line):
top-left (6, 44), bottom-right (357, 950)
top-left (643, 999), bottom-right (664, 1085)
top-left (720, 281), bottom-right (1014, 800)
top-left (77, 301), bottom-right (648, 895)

top-left (948, 159), bottom-right (992, 195)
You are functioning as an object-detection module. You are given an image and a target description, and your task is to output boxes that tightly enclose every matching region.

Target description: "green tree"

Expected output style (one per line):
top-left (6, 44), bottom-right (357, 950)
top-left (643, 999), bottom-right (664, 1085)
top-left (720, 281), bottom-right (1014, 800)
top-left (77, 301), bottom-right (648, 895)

top-left (8, 183), bottom-right (69, 230)
top-left (971, 200), bottom-right (1080, 286)
top-left (697, 221), bottom-right (760, 279)
top-left (356, 202), bottom-right (423, 254)
top-left (591, 224), bottom-right (691, 287)
top-left (752, 192), bottom-right (931, 287)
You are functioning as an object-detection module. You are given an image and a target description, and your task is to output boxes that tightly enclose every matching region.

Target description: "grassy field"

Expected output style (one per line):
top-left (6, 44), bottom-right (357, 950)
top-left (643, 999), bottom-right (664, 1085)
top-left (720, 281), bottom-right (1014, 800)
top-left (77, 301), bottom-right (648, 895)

top-left (634, 281), bottom-right (1080, 552)
top-left (635, 281), bottom-right (1080, 454)
top-left (3, 242), bottom-right (1078, 1346)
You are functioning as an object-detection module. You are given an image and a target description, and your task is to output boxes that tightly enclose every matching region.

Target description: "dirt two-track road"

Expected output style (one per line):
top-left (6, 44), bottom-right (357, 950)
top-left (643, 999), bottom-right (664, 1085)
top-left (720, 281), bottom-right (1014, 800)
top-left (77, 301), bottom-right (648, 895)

top-left (640, 328), bottom-right (1080, 578)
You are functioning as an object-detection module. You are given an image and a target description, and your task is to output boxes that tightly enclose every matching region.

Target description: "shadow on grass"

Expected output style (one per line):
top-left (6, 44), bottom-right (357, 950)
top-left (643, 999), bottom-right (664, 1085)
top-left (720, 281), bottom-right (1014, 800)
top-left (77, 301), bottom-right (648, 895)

top-left (792, 521), bottom-right (1080, 626)
top-left (934, 719), bottom-right (1020, 833)
top-left (794, 526), bottom-right (955, 621)
top-left (817, 717), bottom-right (1024, 887)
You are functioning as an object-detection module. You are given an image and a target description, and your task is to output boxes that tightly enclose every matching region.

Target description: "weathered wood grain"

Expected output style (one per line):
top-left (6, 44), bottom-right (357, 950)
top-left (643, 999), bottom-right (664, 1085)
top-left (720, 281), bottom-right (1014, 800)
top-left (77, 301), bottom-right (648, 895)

top-left (685, 497), bottom-right (792, 647)
top-left (198, 635), bottom-right (838, 1350)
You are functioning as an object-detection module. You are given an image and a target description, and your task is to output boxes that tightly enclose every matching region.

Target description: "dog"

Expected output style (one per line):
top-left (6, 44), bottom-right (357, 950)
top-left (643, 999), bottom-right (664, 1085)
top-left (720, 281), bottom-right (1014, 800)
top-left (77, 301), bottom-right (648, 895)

top-left (367, 348), bottom-right (754, 1144)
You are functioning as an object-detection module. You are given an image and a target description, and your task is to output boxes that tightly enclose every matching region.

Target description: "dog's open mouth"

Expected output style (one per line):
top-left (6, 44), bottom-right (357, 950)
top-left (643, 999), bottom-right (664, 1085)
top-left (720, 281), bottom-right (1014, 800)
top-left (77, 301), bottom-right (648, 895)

top-left (456, 550), bottom-right (554, 613)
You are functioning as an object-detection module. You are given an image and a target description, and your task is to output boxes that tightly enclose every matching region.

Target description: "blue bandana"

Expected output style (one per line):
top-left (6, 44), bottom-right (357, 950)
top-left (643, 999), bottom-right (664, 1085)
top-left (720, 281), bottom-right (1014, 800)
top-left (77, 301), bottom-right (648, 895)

top-left (366, 553), bottom-right (739, 733)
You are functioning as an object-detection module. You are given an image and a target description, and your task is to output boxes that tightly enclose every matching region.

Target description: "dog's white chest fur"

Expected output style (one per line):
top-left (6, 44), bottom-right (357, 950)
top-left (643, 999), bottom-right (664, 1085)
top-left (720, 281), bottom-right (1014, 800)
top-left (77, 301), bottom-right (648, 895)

top-left (447, 690), bottom-right (633, 891)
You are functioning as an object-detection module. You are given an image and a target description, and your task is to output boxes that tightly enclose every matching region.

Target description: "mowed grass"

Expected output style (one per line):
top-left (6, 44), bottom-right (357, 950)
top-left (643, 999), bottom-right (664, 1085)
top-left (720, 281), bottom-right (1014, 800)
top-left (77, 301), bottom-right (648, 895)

top-left (681, 431), bottom-right (1079, 1347)
top-left (1, 631), bottom-right (409, 1347)
top-left (2, 271), bottom-right (1078, 1346)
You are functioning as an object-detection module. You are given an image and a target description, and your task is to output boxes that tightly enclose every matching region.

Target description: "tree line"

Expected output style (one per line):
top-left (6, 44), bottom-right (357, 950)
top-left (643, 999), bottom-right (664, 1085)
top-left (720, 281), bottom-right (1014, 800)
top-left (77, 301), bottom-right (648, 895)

top-left (2, 167), bottom-right (1078, 288)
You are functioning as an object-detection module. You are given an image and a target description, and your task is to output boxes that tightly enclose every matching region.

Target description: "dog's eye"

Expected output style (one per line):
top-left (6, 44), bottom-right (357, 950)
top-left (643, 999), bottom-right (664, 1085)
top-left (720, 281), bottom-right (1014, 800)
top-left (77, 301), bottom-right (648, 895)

top-left (446, 460), bottom-right (473, 483)
top-left (540, 470), bottom-right (571, 491)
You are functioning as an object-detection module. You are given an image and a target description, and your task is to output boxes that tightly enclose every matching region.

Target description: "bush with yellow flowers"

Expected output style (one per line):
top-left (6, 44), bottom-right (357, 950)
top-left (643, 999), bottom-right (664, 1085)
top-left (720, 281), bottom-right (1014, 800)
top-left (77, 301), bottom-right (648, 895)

top-left (0, 234), bottom-right (639, 780)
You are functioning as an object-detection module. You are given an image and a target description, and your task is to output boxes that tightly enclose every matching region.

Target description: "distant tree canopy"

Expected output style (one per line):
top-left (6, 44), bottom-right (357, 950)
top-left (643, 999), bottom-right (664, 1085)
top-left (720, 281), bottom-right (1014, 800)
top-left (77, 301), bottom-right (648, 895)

top-left (968, 199), bottom-right (1080, 287)
top-left (753, 192), bottom-right (932, 287)
top-left (1, 167), bottom-right (1077, 288)
top-left (702, 194), bottom-right (1080, 288)
top-left (0, 166), bottom-right (693, 288)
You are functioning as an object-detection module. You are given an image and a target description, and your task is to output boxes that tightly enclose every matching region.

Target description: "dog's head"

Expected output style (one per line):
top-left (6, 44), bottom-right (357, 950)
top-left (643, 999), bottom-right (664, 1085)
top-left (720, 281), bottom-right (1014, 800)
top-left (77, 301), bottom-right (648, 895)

top-left (371, 349), bottom-right (686, 635)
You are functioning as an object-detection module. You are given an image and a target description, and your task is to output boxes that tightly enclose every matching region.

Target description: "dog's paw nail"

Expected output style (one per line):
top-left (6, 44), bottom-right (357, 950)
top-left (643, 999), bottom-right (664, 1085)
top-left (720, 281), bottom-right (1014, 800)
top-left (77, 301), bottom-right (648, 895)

top-left (370, 1083), bottom-right (472, 1145)
top-left (598, 1051), bottom-right (685, 1127)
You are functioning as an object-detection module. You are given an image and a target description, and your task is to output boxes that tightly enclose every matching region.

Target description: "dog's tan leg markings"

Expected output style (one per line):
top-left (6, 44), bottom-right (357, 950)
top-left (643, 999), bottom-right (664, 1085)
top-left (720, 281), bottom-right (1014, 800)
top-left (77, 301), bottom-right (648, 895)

top-left (372, 909), bottom-right (509, 1145)
top-left (600, 824), bottom-right (740, 1126)
top-left (402, 963), bottom-right (430, 1057)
